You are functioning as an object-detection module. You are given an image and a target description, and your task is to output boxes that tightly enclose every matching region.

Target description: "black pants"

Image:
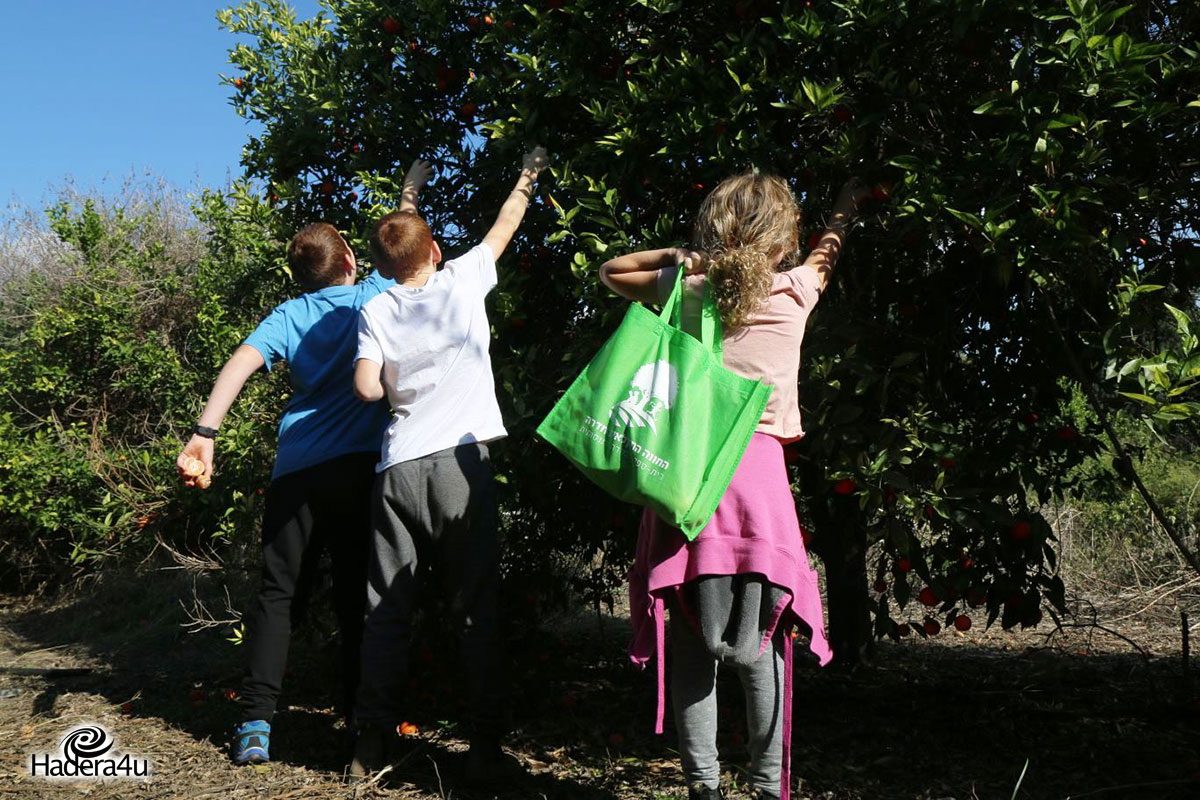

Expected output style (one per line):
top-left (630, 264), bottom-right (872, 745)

top-left (237, 452), bottom-right (376, 724)
top-left (354, 443), bottom-right (504, 741)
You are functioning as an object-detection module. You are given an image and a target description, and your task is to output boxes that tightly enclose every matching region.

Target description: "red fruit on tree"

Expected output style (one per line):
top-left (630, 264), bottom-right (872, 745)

top-left (483, 14), bottom-right (495, 25)
top-left (458, 101), bottom-right (478, 118)
top-left (233, 77), bottom-right (244, 90)
top-left (1010, 520), bottom-right (1032, 541)
top-left (873, 578), bottom-right (888, 594)
top-left (883, 485), bottom-right (898, 506)
top-left (466, 15), bottom-right (481, 30)
top-left (1055, 425), bottom-right (1079, 442)
top-left (223, 688), bottom-right (238, 701)
top-left (832, 105), bottom-right (854, 124)
top-left (547, 0), bottom-right (567, 9)
top-left (918, 586), bottom-right (938, 607)
top-left (954, 614), bottom-right (972, 631)
top-left (381, 16), bottom-right (402, 35)
top-left (923, 503), bottom-right (937, 520)
top-left (120, 702), bottom-right (134, 715)
top-left (398, 721), bottom-right (420, 735)
top-left (832, 478), bottom-right (856, 495)
top-left (896, 557), bottom-right (912, 574)
top-left (940, 457), bottom-right (956, 470)
top-left (966, 588), bottom-right (986, 607)
top-left (1137, 236), bottom-right (1149, 247)
top-left (959, 554), bottom-right (974, 570)
top-left (896, 622), bottom-right (912, 637)
top-left (923, 619), bottom-right (941, 636)
top-left (503, 19), bottom-right (515, 30)
top-left (319, 179), bottom-right (335, 196)
top-left (871, 183), bottom-right (892, 203)
top-left (1023, 411), bottom-right (1040, 424)
top-left (348, 191), bottom-right (359, 203)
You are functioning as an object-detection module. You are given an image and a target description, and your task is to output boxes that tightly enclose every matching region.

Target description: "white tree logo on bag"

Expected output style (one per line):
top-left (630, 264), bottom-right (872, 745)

top-left (613, 361), bottom-right (678, 433)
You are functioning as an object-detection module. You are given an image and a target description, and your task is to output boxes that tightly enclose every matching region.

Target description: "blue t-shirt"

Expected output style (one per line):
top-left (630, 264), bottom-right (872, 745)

top-left (243, 271), bottom-right (394, 479)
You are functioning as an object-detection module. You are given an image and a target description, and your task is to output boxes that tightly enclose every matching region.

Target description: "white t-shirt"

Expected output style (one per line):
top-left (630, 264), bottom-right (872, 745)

top-left (356, 243), bottom-right (507, 470)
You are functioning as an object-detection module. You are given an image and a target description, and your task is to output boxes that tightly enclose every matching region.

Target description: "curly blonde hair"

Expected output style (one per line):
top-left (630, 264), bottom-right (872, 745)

top-left (693, 172), bottom-right (801, 329)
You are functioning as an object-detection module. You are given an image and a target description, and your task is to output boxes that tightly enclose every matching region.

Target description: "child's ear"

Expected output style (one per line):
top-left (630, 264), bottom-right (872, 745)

top-left (343, 248), bottom-right (356, 275)
top-left (431, 240), bottom-right (443, 266)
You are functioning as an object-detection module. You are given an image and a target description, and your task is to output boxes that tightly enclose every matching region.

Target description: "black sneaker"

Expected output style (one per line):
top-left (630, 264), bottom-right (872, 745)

top-left (460, 740), bottom-right (527, 789)
top-left (347, 724), bottom-right (403, 781)
top-left (687, 782), bottom-right (723, 800)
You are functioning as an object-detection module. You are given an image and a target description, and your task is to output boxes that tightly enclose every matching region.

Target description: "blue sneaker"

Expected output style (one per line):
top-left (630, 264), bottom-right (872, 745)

top-left (232, 720), bottom-right (270, 765)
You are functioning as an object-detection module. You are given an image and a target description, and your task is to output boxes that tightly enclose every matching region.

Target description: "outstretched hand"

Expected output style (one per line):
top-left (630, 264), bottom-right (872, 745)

top-left (522, 146), bottom-right (550, 175)
top-left (836, 177), bottom-right (873, 214)
top-left (403, 159), bottom-right (434, 192)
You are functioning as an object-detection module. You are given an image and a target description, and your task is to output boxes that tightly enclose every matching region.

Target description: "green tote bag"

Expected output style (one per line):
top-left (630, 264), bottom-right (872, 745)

top-left (536, 268), bottom-right (772, 540)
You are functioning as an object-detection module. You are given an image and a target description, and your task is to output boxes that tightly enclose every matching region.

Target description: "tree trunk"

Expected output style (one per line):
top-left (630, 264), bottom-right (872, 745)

top-left (809, 500), bottom-right (873, 667)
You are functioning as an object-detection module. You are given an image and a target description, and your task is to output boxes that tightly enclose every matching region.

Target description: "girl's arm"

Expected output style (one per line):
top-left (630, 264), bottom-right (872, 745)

top-left (176, 344), bottom-right (265, 487)
top-left (803, 178), bottom-right (871, 292)
top-left (482, 147), bottom-right (549, 260)
top-left (600, 247), bottom-right (702, 303)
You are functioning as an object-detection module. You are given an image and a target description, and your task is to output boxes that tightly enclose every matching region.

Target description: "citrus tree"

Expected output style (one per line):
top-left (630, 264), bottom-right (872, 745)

top-left (221, 0), bottom-right (1200, 663)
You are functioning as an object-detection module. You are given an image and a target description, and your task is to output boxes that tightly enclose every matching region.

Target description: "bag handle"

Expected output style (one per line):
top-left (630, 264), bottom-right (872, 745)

top-left (658, 265), bottom-right (723, 355)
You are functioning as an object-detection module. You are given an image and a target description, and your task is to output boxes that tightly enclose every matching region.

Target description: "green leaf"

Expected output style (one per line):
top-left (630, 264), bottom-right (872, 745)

top-left (1118, 392), bottom-right (1158, 406)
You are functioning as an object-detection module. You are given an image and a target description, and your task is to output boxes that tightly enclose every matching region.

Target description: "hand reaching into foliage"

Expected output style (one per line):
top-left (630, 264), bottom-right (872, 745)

top-left (522, 146), bottom-right (550, 176)
top-left (834, 177), bottom-right (872, 215)
top-left (399, 159), bottom-right (434, 213)
top-left (483, 146), bottom-right (550, 260)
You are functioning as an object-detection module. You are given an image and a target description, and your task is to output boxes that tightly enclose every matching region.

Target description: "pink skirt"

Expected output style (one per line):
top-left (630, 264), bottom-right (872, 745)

top-left (626, 432), bottom-right (832, 800)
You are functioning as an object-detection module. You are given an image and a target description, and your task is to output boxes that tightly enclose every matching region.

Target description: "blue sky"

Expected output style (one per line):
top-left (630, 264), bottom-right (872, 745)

top-left (0, 0), bottom-right (320, 210)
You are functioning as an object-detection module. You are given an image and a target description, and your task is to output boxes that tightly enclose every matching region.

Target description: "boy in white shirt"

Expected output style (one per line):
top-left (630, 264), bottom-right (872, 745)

top-left (349, 146), bottom-right (548, 783)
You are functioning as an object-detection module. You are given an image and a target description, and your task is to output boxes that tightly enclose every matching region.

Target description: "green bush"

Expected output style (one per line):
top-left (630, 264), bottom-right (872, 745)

top-left (0, 185), bottom-right (288, 590)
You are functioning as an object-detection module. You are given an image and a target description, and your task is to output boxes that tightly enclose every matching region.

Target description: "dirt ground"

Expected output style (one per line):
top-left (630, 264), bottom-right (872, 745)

top-left (0, 568), bottom-right (1196, 800)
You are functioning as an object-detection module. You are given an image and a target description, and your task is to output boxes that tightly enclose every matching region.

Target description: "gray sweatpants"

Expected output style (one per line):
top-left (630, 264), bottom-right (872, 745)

top-left (671, 604), bottom-right (786, 796)
top-left (353, 443), bottom-right (503, 740)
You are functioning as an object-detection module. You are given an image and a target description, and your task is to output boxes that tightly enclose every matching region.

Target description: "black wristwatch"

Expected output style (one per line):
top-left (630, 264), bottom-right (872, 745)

top-left (192, 425), bottom-right (219, 439)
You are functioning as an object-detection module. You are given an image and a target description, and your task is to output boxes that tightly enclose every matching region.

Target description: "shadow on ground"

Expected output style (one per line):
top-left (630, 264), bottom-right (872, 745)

top-left (1, 565), bottom-right (1197, 798)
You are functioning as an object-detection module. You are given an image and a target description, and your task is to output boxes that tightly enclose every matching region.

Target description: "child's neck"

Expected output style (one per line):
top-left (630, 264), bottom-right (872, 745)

top-left (402, 266), bottom-right (436, 287)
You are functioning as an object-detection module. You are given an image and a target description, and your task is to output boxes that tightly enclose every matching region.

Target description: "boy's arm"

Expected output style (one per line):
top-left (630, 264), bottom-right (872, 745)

top-left (176, 344), bottom-right (265, 487)
top-left (802, 177), bottom-right (870, 292)
top-left (600, 248), bottom-right (703, 303)
top-left (481, 146), bottom-right (549, 261)
top-left (354, 359), bottom-right (386, 403)
top-left (398, 159), bottom-right (433, 214)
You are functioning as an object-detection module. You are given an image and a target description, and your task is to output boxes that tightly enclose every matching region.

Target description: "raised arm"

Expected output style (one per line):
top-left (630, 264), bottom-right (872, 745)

top-left (599, 247), bottom-right (703, 303)
top-left (482, 146), bottom-right (549, 260)
top-left (176, 344), bottom-right (265, 488)
top-left (398, 159), bottom-right (434, 214)
top-left (803, 178), bottom-right (871, 292)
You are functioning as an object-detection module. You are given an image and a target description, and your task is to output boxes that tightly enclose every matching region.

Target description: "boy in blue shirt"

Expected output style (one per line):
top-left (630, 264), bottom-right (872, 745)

top-left (176, 160), bottom-right (431, 765)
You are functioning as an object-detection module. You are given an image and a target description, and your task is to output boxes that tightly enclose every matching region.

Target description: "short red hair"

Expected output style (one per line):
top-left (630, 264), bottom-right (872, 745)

top-left (370, 211), bottom-right (434, 279)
